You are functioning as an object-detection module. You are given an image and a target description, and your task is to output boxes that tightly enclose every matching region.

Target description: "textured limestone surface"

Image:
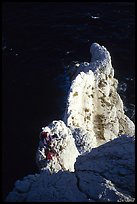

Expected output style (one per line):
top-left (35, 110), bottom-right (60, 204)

top-left (6, 135), bottom-right (135, 202)
top-left (36, 120), bottom-right (79, 173)
top-left (64, 43), bottom-right (135, 153)
top-left (75, 135), bottom-right (135, 202)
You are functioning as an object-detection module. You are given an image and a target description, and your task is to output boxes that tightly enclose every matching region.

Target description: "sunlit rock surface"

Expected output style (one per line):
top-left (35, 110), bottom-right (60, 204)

top-left (36, 120), bottom-right (79, 173)
top-left (64, 43), bottom-right (135, 153)
top-left (6, 43), bottom-right (135, 202)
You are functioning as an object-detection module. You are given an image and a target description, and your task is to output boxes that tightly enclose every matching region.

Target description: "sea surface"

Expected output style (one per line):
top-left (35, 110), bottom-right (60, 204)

top-left (2, 2), bottom-right (135, 200)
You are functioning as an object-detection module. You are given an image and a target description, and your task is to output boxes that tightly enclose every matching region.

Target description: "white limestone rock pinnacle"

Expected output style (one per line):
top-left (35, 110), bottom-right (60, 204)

top-left (36, 42), bottom-right (135, 169)
top-left (64, 43), bottom-right (135, 153)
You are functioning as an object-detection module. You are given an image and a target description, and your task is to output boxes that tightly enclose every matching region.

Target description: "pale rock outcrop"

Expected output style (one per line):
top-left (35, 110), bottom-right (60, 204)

top-left (36, 120), bottom-right (79, 173)
top-left (64, 43), bottom-right (135, 153)
top-left (5, 43), bottom-right (135, 202)
top-left (6, 135), bottom-right (135, 202)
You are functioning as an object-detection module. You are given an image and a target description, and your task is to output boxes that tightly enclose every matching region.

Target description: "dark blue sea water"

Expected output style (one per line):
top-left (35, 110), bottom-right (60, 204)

top-left (2, 2), bottom-right (135, 200)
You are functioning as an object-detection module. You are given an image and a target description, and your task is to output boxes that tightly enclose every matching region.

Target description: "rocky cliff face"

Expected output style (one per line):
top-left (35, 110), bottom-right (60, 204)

top-left (64, 43), bottom-right (134, 153)
top-left (6, 43), bottom-right (135, 202)
top-left (6, 135), bottom-right (135, 202)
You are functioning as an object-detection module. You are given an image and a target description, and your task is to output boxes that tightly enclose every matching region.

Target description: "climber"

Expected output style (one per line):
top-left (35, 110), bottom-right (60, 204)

top-left (38, 144), bottom-right (56, 161)
top-left (40, 131), bottom-right (52, 147)
top-left (40, 131), bottom-right (49, 140)
top-left (44, 148), bottom-right (55, 161)
top-left (39, 131), bottom-right (58, 161)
